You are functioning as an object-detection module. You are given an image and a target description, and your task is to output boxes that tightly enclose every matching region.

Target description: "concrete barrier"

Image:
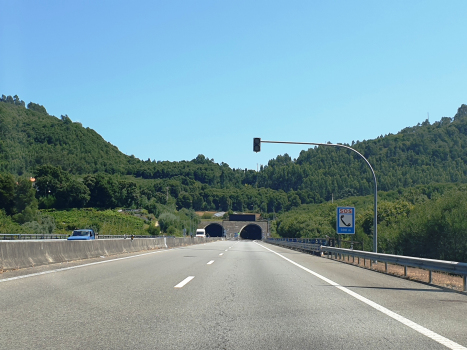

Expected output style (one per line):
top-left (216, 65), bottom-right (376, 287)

top-left (0, 237), bottom-right (221, 272)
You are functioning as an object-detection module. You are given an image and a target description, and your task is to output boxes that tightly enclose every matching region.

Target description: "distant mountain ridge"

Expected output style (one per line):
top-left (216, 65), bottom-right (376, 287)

top-left (1, 94), bottom-right (467, 202)
top-left (0, 96), bottom-right (254, 189)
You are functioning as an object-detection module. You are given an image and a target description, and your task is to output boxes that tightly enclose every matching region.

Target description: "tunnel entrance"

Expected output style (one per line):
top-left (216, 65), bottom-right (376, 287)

top-left (239, 224), bottom-right (262, 240)
top-left (204, 223), bottom-right (224, 237)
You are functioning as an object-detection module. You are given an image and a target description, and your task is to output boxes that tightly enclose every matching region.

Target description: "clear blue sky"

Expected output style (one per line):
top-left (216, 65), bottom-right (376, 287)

top-left (1, 0), bottom-right (466, 170)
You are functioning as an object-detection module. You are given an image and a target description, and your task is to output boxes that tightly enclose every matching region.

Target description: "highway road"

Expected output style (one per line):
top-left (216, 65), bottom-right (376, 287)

top-left (1, 240), bottom-right (466, 350)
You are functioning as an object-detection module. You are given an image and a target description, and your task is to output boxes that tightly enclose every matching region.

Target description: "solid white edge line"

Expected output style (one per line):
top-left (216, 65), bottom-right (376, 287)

top-left (174, 276), bottom-right (195, 288)
top-left (255, 242), bottom-right (467, 350)
top-left (207, 260), bottom-right (215, 265)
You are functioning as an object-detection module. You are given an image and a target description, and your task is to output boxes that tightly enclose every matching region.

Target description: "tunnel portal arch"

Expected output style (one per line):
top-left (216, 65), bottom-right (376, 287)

top-left (204, 223), bottom-right (224, 237)
top-left (239, 224), bottom-right (262, 240)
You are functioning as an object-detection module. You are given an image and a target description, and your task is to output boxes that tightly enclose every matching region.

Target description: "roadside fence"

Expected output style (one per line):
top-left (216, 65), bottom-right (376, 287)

top-left (265, 238), bottom-right (327, 255)
top-left (0, 234), bottom-right (204, 240)
top-left (266, 238), bottom-right (467, 292)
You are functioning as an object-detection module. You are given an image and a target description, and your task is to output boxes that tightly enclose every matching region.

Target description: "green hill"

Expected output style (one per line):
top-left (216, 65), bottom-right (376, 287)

top-left (0, 95), bottom-right (254, 189)
top-left (0, 96), bottom-right (130, 175)
top-left (257, 104), bottom-right (467, 200)
top-left (2, 94), bottom-right (467, 212)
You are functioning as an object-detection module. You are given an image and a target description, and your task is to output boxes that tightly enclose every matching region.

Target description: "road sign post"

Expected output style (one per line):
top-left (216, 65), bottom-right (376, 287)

top-left (337, 207), bottom-right (355, 234)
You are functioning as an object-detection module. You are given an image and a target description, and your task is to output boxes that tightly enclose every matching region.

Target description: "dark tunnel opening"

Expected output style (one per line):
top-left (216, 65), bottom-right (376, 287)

top-left (205, 223), bottom-right (223, 237)
top-left (239, 224), bottom-right (262, 240)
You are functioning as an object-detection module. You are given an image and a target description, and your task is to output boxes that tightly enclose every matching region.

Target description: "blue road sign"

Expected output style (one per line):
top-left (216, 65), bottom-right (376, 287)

top-left (337, 207), bottom-right (355, 234)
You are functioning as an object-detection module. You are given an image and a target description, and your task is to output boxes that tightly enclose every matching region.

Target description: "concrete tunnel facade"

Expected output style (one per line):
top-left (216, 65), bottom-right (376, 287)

top-left (200, 220), bottom-right (269, 240)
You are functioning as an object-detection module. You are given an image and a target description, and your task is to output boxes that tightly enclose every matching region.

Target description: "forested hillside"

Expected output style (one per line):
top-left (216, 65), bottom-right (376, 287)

top-left (0, 95), bottom-right (317, 213)
top-left (2, 94), bottom-right (467, 207)
top-left (258, 104), bottom-right (467, 200)
top-left (0, 95), bottom-right (258, 186)
top-left (0, 95), bottom-right (130, 175)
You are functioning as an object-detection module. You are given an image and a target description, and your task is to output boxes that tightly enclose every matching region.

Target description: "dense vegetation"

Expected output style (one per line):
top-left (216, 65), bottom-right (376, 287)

top-left (275, 183), bottom-right (467, 262)
top-left (2, 94), bottom-right (467, 209)
top-left (2, 94), bottom-right (467, 261)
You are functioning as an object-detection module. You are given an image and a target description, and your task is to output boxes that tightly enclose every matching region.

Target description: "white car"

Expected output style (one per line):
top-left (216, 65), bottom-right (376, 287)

top-left (195, 229), bottom-right (206, 237)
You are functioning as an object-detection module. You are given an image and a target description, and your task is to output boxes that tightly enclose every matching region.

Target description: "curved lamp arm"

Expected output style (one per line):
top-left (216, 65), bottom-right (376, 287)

top-left (258, 139), bottom-right (378, 253)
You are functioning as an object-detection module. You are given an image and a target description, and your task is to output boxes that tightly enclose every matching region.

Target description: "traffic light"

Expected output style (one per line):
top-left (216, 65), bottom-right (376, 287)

top-left (253, 138), bottom-right (261, 152)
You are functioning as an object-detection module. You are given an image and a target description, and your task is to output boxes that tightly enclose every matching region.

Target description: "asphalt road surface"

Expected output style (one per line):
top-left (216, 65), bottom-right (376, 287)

top-left (1, 240), bottom-right (466, 350)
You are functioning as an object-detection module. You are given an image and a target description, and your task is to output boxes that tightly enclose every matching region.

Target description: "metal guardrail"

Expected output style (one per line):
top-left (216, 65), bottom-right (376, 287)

top-left (321, 246), bottom-right (467, 290)
top-left (0, 234), bottom-right (68, 240)
top-left (267, 237), bottom-right (328, 245)
top-left (1, 234), bottom-right (224, 242)
top-left (1, 234), bottom-right (180, 240)
top-left (98, 235), bottom-right (169, 239)
top-left (266, 238), bottom-right (467, 292)
top-left (266, 238), bottom-right (325, 254)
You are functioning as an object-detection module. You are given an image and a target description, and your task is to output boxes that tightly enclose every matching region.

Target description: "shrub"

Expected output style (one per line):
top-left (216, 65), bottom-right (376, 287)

top-left (201, 212), bottom-right (213, 219)
top-left (147, 225), bottom-right (161, 236)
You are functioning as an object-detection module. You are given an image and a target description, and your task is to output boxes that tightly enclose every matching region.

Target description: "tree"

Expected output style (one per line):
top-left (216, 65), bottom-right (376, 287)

top-left (55, 179), bottom-right (90, 209)
top-left (34, 165), bottom-right (90, 209)
top-left (396, 190), bottom-right (467, 262)
top-left (12, 177), bottom-right (37, 224)
top-left (13, 95), bottom-right (25, 107)
top-left (35, 165), bottom-right (71, 197)
top-left (0, 173), bottom-right (15, 215)
top-left (14, 177), bottom-right (37, 214)
top-left (192, 194), bottom-right (204, 211)
top-left (61, 114), bottom-right (72, 124)
top-left (84, 173), bottom-right (118, 208)
top-left (158, 212), bottom-right (179, 233)
top-left (27, 102), bottom-right (47, 114)
top-left (176, 192), bottom-right (192, 210)
top-left (147, 224), bottom-right (161, 236)
top-left (287, 192), bottom-right (301, 210)
top-left (219, 194), bottom-right (231, 211)
top-left (116, 181), bottom-right (140, 208)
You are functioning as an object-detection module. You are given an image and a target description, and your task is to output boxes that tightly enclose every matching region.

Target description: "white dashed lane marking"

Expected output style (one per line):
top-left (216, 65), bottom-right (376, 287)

top-left (174, 276), bottom-right (195, 288)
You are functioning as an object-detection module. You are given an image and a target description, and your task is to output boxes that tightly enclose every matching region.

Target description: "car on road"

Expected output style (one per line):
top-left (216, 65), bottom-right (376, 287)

top-left (67, 229), bottom-right (97, 240)
top-left (195, 229), bottom-right (206, 237)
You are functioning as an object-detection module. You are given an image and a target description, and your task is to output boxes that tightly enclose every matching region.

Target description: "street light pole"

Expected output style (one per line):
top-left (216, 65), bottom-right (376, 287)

top-left (255, 139), bottom-right (378, 253)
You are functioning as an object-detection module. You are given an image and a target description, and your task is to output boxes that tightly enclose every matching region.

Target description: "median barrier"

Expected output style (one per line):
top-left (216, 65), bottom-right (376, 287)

top-left (0, 236), bottom-right (221, 272)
